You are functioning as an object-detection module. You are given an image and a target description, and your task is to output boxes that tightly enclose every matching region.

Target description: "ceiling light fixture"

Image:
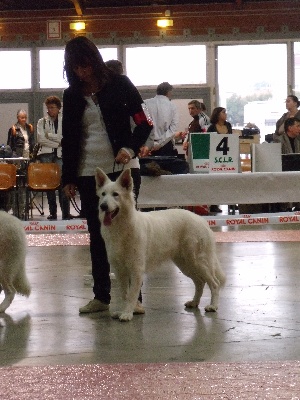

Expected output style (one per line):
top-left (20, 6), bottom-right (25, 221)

top-left (157, 10), bottom-right (173, 28)
top-left (69, 22), bottom-right (86, 31)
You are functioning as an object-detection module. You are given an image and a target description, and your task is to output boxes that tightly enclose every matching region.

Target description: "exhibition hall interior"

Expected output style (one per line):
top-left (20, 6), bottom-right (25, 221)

top-left (1, 0), bottom-right (300, 398)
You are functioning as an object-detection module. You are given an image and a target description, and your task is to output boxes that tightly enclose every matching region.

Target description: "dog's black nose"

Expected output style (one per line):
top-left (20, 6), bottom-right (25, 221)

top-left (100, 202), bottom-right (108, 212)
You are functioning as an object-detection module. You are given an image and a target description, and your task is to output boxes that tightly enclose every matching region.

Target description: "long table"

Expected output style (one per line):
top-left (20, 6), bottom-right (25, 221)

top-left (20, 171), bottom-right (300, 233)
top-left (0, 157), bottom-right (30, 162)
top-left (137, 172), bottom-right (300, 208)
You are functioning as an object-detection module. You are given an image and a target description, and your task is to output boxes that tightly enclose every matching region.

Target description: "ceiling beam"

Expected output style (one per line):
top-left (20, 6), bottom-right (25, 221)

top-left (71, 0), bottom-right (85, 16)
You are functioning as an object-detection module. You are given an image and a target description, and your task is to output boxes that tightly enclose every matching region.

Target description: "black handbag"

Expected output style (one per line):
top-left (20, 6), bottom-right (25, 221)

top-left (140, 156), bottom-right (189, 176)
top-left (0, 144), bottom-right (12, 158)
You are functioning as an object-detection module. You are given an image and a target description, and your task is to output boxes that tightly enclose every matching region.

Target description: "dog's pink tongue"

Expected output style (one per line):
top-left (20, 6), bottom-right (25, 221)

top-left (103, 212), bottom-right (112, 226)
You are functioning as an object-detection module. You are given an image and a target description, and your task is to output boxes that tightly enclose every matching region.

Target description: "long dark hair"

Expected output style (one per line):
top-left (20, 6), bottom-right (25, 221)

top-left (64, 36), bottom-right (111, 88)
top-left (210, 107), bottom-right (226, 124)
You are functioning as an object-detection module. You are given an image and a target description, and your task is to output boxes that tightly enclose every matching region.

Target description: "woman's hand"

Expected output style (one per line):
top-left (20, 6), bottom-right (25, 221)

top-left (139, 146), bottom-right (150, 157)
top-left (183, 141), bottom-right (189, 151)
top-left (63, 183), bottom-right (77, 199)
top-left (115, 149), bottom-right (131, 165)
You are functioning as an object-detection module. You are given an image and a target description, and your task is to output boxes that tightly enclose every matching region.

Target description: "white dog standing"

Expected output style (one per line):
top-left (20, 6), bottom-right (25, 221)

top-left (96, 168), bottom-right (226, 322)
top-left (0, 211), bottom-right (31, 312)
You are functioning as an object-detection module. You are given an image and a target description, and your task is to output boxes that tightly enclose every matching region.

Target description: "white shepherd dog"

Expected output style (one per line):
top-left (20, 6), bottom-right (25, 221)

top-left (0, 211), bottom-right (31, 312)
top-left (96, 168), bottom-right (226, 322)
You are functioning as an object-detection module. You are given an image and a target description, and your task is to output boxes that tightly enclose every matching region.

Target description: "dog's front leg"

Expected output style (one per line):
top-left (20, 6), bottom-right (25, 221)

top-left (118, 269), bottom-right (143, 322)
top-left (110, 268), bottom-right (130, 320)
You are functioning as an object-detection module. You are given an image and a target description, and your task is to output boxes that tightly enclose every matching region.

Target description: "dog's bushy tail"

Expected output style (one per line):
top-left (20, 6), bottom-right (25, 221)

top-left (13, 268), bottom-right (31, 297)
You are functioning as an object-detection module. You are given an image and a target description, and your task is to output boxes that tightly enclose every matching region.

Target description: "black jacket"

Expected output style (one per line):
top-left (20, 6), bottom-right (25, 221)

top-left (62, 74), bottom-right (152, 186)
top-left (207, 121), bottom-right (232, 134)
top-left (7, 123), bottom-right (35, 157)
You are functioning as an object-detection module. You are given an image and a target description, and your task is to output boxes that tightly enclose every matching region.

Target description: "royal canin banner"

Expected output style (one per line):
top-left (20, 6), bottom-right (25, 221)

top-left (20, 212), bottom-right (300, 233)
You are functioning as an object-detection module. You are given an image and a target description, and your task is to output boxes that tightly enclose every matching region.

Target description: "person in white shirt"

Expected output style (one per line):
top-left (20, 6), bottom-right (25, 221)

top-left (144, 82), bottom-right (180, 156)
top-left (37, 96), bottom-right (70, 220)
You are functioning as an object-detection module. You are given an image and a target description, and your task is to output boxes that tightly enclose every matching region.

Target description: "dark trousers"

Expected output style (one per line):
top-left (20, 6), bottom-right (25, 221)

top-left (77, 168), bottom-right (142, 305)
top-left (39, 154), bottom-right (70, 218)
top-left (46, 187), bottom-right (70, 218)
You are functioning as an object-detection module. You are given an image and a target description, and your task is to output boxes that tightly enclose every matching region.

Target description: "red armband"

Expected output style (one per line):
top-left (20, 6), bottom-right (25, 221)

top-left (133, 103), bottom-right (154, 126)
top-left (133, 111), bottom-right (148, 126)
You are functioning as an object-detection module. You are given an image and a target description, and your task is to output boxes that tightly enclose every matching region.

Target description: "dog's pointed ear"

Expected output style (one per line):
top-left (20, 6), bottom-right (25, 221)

top-left (118, 168), bottom-right (133, 190)
top-left (95, 167), bottom-right (110, 188)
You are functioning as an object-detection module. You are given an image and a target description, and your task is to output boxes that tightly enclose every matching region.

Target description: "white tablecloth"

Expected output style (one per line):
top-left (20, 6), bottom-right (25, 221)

top-left (0, 157), bottom-right (30, 161)
top-left (138, 172), bottom-right (300, 207)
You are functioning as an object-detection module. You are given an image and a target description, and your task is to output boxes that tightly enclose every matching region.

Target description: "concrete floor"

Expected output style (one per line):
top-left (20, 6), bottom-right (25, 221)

top-left (2, 233), bottom-right (300, 367)
top-left (2, 196), bottom-right (300, 398)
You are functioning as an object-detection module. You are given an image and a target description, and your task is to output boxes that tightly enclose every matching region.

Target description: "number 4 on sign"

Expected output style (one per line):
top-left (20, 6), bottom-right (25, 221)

top-left (209, 133), bottom-right (239, 173)
top-left (216, 137), bottom-right (230, 155)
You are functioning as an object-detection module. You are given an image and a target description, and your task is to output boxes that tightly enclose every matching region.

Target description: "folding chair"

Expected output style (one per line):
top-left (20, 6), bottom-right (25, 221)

top-left (0, 163), bottom-right (17, 214)
top-left (25, 162), bottom-right (61, 220)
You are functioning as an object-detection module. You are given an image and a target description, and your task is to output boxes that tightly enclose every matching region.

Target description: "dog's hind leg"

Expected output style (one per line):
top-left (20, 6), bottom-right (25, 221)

top-left (204, 279), bottom-right (221, 312)
top-left (184, 278), bottom-right (205, 309)
top-left (203, 256), bottom-right (225, 312)
top-left (0, 279), bottom-right (16, 313)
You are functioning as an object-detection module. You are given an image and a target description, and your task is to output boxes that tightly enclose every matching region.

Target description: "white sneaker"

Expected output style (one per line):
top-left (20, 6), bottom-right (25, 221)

top-left (79, 299), bottom-right (109, 313)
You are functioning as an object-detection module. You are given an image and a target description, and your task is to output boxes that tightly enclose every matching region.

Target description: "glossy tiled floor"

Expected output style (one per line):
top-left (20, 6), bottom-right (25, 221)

top-left (3, 238), bottom-right (300, 367)
top-left (1, 199), bottom-right (300, 398)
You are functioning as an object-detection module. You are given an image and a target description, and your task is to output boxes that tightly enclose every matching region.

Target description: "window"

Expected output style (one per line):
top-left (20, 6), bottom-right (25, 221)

top-left (217, 43), bottom-right (287, 135)
top-left (0, 50), bottom-right (31, 89)
top-left (39, 49), bottom-right (65, 89)
top-left (126, 45), bottom-right (206, 86)
top-left (39, 47), bottom-right (118, 89)
top-left (294, 42), bottom-right (300, 98)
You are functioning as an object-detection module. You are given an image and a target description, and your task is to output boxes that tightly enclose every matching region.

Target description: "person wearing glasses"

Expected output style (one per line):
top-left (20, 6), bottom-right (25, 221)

top-left (36, 96), bottom-right (70, 220)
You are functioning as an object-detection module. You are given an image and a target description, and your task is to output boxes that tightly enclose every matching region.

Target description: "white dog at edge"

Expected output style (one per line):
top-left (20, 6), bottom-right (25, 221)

top-left (0, 211), bottom-right (31, 312)
top-left (96, 168), bottom-right (226, 322)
